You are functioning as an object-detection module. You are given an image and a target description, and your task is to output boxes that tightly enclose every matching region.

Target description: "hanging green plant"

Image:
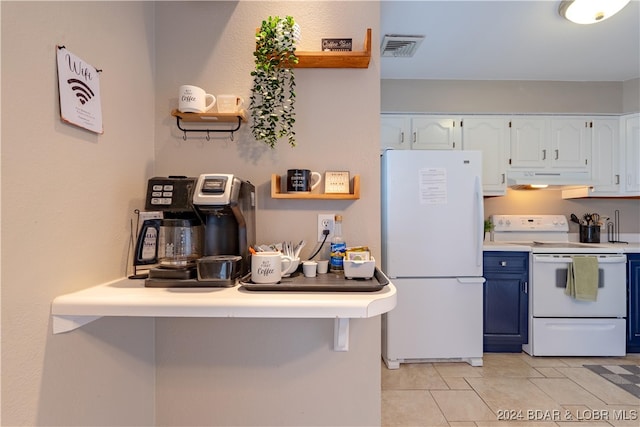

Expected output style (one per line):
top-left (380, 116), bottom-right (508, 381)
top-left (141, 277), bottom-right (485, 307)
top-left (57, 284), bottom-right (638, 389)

top-left (250, 16), bottom-right (299, 148)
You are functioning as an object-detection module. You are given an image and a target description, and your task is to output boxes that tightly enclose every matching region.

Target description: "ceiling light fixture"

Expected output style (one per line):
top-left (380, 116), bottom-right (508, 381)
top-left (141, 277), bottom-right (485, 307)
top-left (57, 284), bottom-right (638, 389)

top-left (559, 0), bottom-right (631, 24)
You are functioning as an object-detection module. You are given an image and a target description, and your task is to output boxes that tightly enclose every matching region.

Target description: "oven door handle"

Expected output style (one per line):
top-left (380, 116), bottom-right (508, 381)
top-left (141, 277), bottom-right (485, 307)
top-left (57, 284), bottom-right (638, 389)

top-left (533, 255), bottom-right (627, 264)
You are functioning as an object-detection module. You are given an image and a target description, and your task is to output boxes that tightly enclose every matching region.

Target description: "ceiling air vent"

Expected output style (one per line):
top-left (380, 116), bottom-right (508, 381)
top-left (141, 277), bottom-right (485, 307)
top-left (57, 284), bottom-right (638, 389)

top-left (381, 34), bottom-right (425, 57)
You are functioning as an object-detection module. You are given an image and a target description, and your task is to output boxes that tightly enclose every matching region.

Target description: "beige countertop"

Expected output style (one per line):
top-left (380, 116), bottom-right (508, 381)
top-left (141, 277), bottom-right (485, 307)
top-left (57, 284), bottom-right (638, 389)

top-left (484, 241), bottom-right (640, 253)
top-left (483, 242), bottom-right (531, 252)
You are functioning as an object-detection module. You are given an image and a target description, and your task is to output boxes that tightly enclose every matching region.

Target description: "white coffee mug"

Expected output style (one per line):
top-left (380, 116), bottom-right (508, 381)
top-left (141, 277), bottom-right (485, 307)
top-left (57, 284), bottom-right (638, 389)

top-left (251, 252), bottom-right (293, 284)
top-left (178, 85), bottom-right (216, 113)
top-left (217, 94), bottom-right (245, 113)
top-left (282, 256), bottom-right (300, 277)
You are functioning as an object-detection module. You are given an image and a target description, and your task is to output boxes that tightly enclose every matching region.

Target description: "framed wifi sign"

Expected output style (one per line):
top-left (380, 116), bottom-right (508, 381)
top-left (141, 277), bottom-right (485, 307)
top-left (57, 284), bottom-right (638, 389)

top-left (56, 46), bottom-right (103, 134)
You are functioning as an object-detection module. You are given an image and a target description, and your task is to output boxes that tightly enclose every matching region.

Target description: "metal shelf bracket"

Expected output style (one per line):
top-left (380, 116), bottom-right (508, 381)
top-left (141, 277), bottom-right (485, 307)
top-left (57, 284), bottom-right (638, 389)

top-left (175, 115), bottom-right (242, 141)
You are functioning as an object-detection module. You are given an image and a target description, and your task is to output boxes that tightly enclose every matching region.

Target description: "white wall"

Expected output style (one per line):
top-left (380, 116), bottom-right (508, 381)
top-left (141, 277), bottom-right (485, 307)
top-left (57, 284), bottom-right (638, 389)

top-left (381, 79), bottom-right (625, 114)
top-left (2, 1), bottom-right (381, 425)
top-left (1, 2), bottom-right (156, 425)
top-left (154, 2), bottom-right (381, 261)
top-left (152, 2), bottom-right (381, 425)
top-left (623, 77), bottom-right (640, 112)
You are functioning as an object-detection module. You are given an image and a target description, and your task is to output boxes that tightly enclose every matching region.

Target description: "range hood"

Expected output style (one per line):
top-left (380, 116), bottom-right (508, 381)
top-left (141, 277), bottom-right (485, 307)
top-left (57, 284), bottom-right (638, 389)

top-left (507, 170), bottom-right (592, 190)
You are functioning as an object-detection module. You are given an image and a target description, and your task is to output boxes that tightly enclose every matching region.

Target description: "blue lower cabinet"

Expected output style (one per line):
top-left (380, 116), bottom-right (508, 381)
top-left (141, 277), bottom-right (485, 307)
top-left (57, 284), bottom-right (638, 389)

top-left (483, 252), bottom-right (529, 352)
top-left (627, 253), bottom-right (640, 353)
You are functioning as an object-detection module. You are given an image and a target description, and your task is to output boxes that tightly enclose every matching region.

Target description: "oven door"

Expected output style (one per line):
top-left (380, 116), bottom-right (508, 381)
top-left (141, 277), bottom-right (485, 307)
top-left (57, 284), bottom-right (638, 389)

top-left (531, 254), bottom-right (626, 317)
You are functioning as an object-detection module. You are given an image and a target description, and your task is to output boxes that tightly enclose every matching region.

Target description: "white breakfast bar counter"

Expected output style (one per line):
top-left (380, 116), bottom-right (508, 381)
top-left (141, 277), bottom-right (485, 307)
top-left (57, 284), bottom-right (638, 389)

top-left (51, 275), bottom-right (397, 426)
top-left (51, 275), bottom-right (397, 350)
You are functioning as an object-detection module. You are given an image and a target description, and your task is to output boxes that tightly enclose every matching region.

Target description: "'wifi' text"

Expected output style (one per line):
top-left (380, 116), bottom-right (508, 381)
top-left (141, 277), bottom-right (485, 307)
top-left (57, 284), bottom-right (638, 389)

top-left (65, 53), bottom-right (93, 82)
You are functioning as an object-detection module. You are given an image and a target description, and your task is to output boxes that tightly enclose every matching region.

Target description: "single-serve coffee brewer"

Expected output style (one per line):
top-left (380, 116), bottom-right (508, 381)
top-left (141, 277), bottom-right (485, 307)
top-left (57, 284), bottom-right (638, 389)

top-left (136, 174), bottom-right (255, 287)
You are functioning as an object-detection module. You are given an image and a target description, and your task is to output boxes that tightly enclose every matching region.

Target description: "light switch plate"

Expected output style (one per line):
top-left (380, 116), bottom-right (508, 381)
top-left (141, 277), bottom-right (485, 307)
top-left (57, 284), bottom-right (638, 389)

top-left (324, 171), bottom-right (350, 194)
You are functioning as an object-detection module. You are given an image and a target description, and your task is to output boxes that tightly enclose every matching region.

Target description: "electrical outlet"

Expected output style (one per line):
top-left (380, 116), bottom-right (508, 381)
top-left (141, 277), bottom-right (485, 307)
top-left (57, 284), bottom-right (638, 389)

top-left (317, 214), bottom-right (335, 242)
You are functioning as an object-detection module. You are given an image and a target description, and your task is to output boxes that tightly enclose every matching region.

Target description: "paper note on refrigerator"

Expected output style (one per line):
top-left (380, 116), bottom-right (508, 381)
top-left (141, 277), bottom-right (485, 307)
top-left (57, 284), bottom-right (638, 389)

top-left (419, 167), bottom-right (447, 204)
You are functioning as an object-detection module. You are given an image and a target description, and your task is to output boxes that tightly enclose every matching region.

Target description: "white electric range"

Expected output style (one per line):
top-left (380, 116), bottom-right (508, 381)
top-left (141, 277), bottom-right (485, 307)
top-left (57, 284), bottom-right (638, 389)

top-left (490, 215), bottom-right (627, 356)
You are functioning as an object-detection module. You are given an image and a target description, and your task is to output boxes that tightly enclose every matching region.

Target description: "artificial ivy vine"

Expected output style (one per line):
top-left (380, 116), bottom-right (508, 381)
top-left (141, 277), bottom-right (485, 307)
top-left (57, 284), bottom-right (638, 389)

top-left (249, 16), bottom-right (299, 148)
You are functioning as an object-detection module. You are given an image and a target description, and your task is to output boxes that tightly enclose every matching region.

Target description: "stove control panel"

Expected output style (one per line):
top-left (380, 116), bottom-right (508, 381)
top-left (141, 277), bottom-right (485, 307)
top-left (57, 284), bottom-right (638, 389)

top-left (491, 215), bottom-right (568, 232)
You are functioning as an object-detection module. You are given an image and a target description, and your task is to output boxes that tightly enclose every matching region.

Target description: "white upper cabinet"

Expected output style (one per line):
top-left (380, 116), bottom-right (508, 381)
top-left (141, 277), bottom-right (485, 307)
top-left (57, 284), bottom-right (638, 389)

top-left (382, 113), bottom-right (635, 199)
top-left (589, 118), bottom-right (621, 194)
top-left (509, 117), bottom-right (548, 169)
top-left (381, 115), bottom-right (461, 151)
top-left (509, 117), bottom-right (590, 172)
top-left (550, 118), bottom-right (591, 170)
top-left (461, 117), bottom-right (510, 196)
top-left (622, 113), bottom-right (640, 194)
top-left (381, 115), bottom-right (412, 151)
top-left (411, 116), bottom-right (461, 150)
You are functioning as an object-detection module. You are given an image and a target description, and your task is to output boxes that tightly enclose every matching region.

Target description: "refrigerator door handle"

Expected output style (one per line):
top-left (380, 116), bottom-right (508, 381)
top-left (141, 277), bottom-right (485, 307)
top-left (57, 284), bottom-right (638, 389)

top-left (474, 175), bottom-right (483, 268)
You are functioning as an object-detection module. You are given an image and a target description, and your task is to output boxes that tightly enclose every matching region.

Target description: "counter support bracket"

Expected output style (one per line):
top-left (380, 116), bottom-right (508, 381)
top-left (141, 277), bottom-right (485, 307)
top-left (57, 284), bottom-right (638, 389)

top-left (53, 315), bottom-right (102, 334)
top-left (334, 318), bottom-right (349, 351)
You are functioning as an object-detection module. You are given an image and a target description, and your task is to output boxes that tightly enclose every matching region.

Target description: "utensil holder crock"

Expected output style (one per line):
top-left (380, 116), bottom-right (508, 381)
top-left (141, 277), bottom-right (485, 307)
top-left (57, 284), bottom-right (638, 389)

top-left (579, 225), bottom-right (600, 243)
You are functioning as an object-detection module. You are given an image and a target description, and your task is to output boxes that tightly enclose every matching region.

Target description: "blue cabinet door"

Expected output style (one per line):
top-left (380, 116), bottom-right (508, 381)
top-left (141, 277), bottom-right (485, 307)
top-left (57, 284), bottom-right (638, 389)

top-left (627, 253), bottom-right (640, 352)
top-left (483, 252), bottom-right (529, 352)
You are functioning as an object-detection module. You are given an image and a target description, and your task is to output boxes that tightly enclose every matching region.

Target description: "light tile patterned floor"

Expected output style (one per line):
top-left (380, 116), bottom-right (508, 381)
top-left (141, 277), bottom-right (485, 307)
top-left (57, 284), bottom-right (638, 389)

top-left (382, 353), bottom-right (640, 427)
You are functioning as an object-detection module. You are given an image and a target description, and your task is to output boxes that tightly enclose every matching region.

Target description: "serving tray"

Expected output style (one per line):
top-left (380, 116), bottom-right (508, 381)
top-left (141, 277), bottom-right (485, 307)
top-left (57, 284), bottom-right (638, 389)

top-left (240, 268), bottom-right (389, 292)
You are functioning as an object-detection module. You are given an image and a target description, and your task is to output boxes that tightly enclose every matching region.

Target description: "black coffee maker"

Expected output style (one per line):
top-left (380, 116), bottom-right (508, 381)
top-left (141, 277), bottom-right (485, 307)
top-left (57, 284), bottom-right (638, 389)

top-left (138, 174), bottom-right (255, 287)
top-left (192, 174), bottom-right (256, 276)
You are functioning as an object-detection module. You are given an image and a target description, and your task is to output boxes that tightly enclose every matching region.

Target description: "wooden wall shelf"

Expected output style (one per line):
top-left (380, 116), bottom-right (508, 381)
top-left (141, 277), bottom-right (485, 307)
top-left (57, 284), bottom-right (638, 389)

top-left (171, 109), bottom-right (247, 140)
top-left (294, 29), bottom-right (371, 69)
top-left (271, 174), bottom-right (360, 200)
top-left (256, 28), bottom-right (372, 69)
top-left (171, 109), bottom-right (247, 123)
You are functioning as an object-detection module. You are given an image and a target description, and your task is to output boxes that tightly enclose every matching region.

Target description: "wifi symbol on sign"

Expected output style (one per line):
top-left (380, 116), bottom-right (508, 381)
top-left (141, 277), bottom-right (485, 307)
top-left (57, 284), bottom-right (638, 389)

top-left (67, 78), bottom-right (95, 105)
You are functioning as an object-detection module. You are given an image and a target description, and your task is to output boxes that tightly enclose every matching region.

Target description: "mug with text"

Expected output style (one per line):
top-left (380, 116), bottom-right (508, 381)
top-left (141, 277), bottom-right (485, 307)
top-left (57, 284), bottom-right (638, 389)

top-left (178, 85), bottom-right (216, 113)
top-left (287, 169), bottom-right (322, 193)
top-left (251, 252), bottom-right (293, 284)
top-left (217, 94), bottom-right (245, 113)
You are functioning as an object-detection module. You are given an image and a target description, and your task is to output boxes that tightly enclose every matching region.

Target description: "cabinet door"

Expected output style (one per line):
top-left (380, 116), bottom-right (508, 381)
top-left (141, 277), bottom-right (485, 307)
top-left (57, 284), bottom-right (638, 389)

top-left (411, 116), bottom-right (461, 150)
top-left (462, 117), bottom-right (509, 195)
top-left (381, 115), bottom-right (411, 151)
top-left (623, 114), bottom-right (640, 194)
top-left (590, 118), bottom-right (621, 194)
top-left (627, 254), bottom-right (640, 352)
top-left (483, 252), bottom-right (529, 352)
top-left (550, 118), bottom-right (591, 170)
top-left (509, 117), bottom-right (549, 169)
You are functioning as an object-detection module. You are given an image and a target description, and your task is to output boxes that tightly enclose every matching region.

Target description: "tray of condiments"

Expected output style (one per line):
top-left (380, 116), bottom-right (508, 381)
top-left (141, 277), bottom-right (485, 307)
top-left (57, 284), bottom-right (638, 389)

top-left (240, 268), bottom-right (389, 292)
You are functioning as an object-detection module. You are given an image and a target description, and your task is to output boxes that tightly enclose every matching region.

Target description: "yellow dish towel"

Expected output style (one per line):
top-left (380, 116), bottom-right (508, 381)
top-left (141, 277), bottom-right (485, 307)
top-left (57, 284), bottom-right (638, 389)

top-left (565, 256), bottom-right (599, 301)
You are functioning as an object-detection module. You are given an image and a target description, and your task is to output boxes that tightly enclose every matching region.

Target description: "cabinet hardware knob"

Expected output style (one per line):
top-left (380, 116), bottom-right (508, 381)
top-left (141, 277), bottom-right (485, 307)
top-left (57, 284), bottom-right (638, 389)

top-left (500, 261), bottom-right (507, 266)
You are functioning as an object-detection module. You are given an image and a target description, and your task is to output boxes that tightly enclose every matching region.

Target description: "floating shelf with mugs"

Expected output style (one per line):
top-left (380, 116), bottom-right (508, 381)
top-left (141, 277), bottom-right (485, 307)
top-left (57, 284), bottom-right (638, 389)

top-left (270, 173), bottom-right (360, 200)
top-left (173, 85), bottom-right (247, 140)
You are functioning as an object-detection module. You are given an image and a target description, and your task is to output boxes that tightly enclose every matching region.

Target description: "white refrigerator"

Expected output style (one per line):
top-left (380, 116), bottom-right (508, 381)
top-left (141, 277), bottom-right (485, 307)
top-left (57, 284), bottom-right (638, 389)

top-left (381, 150), bottom-right (485, 369)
